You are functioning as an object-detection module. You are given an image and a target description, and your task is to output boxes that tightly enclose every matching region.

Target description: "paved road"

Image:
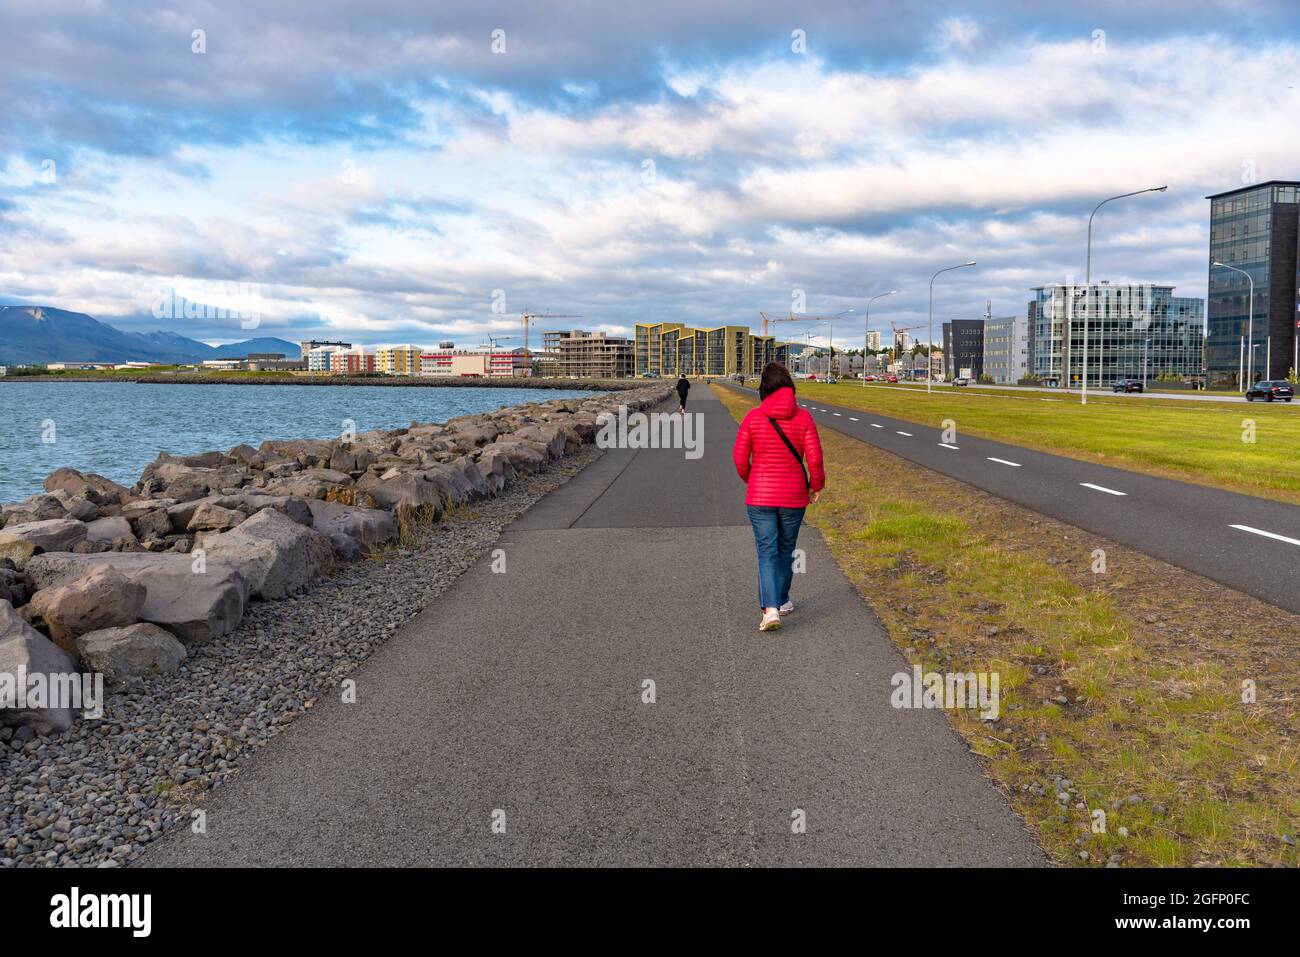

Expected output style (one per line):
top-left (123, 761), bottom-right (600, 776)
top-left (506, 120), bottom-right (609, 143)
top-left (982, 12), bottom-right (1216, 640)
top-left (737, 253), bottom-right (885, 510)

top-left (885, 380), bottom-right (1287, 404)
top-left (140, 389), bottom-right (1042, 867)
top-left (726, 383), bottom-right (1300, 614)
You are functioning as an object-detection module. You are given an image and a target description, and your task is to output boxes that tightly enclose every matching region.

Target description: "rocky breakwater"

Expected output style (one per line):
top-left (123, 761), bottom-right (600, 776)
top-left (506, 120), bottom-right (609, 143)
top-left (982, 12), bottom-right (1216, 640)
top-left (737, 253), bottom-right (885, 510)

top-left (0, 383), bottom-right (672, 741)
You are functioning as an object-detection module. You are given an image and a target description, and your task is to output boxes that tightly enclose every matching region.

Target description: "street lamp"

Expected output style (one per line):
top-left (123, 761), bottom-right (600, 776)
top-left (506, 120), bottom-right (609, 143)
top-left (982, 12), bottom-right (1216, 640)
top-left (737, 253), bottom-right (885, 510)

top-left (1213, 260), bottom-right (1254, 390)
top-left (928, 262), bottom-right (977, 393)
top-left (862, 291), bottom-right (896, 386)
top-left (1143, 337), bottom-right (1151, 390)
top-left (1086, 186), bottom-right (1168, 282)
top-left (1080, 186), bottom-right (1167, 405)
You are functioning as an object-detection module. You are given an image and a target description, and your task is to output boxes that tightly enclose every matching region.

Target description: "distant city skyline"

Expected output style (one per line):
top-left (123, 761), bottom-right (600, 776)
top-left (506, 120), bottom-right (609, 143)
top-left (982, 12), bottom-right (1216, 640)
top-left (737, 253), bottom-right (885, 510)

top-left (3, 3), bottom-right (1299, 351)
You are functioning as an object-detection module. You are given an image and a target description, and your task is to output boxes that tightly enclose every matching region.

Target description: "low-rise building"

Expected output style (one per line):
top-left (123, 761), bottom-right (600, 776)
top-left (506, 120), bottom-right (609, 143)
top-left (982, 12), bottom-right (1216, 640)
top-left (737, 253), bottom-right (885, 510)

top-left (419, 348), bottom-right (530, 378)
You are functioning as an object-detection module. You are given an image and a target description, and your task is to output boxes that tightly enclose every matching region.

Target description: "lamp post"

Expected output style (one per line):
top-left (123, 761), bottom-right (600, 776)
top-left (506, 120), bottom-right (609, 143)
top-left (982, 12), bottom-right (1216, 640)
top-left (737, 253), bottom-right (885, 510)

top-left (1213, 261), bottom-right (1254, 390)
top-left (1143, 337), bottom-right (1150, 390)
top-left (1086, 186), bottom-right (1168, 282)
top-left (1083, 187), bottom-right (1167, 404)
top-left (928, 262), bottom-right (977, 394)
top-left (863, 292), bottom-right (896, 387)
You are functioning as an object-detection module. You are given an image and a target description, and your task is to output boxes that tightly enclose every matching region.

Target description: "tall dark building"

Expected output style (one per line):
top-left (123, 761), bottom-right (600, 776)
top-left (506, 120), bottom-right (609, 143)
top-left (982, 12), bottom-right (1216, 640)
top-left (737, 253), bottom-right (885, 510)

top-left (942, 319), bottom-right (985, 380)
top-left (1206, 181), bottom-right (1300, 385)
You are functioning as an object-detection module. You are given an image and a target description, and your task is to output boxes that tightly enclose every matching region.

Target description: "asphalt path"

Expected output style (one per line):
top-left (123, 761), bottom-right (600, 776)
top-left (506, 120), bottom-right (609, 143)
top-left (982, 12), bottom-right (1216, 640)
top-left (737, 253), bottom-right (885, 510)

top-left (140, 388), bottom-right (1042, 867)
top-left (726, 383), bottom-right (1300, 614)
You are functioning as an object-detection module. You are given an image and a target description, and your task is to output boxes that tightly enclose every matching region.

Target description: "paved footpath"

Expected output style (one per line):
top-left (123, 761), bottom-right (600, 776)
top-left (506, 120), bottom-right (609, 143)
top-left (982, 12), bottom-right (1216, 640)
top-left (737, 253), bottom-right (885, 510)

top-left (142, 387), bottom-right (1043, 867)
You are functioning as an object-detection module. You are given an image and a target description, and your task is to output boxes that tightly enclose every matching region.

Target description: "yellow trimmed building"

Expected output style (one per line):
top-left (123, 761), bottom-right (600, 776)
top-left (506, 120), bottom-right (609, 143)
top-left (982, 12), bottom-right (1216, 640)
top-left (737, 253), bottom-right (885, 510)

top-left (375, 344), bottom-right (423, 376)
top-left (634, 322), bottom-right (791, 377)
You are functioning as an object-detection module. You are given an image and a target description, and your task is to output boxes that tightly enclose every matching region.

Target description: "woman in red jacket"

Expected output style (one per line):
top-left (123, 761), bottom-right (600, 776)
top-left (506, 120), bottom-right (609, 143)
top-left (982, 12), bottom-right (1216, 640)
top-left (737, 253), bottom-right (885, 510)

top-left (732, 362), bottom-right (826, 632)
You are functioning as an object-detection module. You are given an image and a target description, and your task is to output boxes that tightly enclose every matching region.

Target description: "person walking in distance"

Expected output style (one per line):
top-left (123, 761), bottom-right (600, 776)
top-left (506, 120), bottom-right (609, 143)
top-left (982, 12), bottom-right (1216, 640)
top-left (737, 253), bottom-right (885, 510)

top-left (731, 362), bottom-right (825, 632)
top-left (675, 372), bottom-right (690, 413)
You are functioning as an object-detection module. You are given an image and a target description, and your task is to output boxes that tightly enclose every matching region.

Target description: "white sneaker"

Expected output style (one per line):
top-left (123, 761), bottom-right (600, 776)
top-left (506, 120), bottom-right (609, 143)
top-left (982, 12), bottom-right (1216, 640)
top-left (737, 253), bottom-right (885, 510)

top-left (759, 608), bottom-right (782, 632)
top-left (778, 601), bottom-right (794, 616)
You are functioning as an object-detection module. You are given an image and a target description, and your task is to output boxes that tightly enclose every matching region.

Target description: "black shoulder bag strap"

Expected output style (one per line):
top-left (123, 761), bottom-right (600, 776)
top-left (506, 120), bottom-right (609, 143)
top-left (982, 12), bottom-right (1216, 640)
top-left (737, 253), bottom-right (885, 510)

top-left (767, 417), bottom-right (810, 491)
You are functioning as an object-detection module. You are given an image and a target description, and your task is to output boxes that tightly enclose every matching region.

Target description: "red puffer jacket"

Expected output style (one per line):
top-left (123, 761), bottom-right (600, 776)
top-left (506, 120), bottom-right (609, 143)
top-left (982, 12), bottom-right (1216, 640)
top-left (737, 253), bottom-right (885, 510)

top-left (732, 386), bottom-right (826, 508)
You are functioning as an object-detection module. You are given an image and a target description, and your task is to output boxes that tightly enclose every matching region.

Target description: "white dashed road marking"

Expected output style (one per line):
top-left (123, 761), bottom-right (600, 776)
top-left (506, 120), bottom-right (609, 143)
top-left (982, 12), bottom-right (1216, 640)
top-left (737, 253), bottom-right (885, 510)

top-left (1080, 482), bottom-right (1126, 496)
top-left (938, 443), bottom-right (959, 450)
top-left (896, 431), bottom-right (913, 436)
top-left (987, 457), bottom-right (1022, 467)
top-left (1230, 524), bottom-right (1300, 547)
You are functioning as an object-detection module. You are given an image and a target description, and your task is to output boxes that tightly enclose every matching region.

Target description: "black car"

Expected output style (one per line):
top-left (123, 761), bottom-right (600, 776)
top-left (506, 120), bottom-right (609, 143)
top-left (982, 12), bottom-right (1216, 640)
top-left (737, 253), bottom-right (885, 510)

top-left (1113, 378), bottom-right (1144, 393)
top-left (1246, 380), bottom-right (1295, 402)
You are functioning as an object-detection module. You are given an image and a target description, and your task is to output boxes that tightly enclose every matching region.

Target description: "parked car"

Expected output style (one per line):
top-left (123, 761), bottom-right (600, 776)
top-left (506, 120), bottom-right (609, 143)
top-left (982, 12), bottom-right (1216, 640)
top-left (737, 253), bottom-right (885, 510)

top-left (886, 375), bottom-right (898, 383)
top-left (952, 377), bottom-right (970, 387)
top-left (826, 376), bottom-right (838, 384)
top-left (1113, 378), bottom-right (1144, 393)
top-left (1246, 380), bottom-right (1295, 402)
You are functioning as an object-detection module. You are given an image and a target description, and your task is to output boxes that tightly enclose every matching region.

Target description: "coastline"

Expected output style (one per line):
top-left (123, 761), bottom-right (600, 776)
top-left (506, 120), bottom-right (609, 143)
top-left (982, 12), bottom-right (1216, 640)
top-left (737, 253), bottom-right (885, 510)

top-left (0, 383), bottom-right (673, 866)
top-left (0, 374), bottom-right (644, 391)
top-left (0, 444), bottom-right (609, 867)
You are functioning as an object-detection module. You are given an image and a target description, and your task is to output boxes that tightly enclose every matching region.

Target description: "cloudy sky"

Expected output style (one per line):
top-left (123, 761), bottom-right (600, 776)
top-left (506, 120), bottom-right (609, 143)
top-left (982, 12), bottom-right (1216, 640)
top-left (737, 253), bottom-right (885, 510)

top-left (2, 0), bottom-right (1298, 350)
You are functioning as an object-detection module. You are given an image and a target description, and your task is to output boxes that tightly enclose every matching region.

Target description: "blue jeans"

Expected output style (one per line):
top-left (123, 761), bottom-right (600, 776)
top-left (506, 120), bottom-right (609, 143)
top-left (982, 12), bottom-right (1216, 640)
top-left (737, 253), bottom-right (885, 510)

top-left (746, 505), bottom-right (806, 610)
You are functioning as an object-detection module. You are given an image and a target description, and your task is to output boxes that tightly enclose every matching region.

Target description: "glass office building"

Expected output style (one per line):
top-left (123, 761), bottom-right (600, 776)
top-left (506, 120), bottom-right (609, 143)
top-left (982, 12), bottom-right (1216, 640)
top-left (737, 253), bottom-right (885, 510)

top-left (1206, 181), bottom-right (1300, 386)
top-left (1031, 283), bottom-right (1204, 388)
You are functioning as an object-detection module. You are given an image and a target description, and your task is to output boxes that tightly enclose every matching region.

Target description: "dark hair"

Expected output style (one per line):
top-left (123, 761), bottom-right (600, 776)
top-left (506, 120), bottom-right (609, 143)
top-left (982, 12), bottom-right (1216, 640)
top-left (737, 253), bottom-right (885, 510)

top-left (758, 361), bottom-right (795, 399)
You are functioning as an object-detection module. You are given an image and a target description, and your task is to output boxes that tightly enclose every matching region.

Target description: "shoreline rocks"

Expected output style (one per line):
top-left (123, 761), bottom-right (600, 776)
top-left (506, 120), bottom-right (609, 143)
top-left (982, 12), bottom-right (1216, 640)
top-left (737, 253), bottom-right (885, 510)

top-left (0, 440), bottom-right (608, 867)
top-left (0, 383), bottom-right (673, 733)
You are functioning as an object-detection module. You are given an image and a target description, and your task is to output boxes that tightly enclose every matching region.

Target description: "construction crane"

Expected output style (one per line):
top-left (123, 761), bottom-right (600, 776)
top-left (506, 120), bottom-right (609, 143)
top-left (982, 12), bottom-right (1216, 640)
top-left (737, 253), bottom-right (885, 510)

top-left (884, 321), bottom-right (927, 376)
top-left (521, 311), bottom-right (581, 354)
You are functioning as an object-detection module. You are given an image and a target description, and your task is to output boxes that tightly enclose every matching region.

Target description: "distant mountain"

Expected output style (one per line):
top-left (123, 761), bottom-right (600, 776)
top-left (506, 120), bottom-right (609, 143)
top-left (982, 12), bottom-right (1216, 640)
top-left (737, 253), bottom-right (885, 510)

top-left (0, 305), bottom-right (298, 364)
top-left (211, 337), bottom-right (300, 358)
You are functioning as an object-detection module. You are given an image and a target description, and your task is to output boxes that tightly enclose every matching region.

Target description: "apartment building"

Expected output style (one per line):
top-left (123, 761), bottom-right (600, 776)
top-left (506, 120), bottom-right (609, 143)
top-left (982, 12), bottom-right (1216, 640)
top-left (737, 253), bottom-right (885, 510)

top-left (545, 330), bottom-right (634, 378)
top-left (299, 339), bottom-right (351, 361)
top-left (375, 344), bottom-right (423, 376)
top-left (306, 346), bottom-right (342, 372)
top-left (329, 347), bottom-right (377, 374)
top-left (634, 322), bottom-right (791, 377)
